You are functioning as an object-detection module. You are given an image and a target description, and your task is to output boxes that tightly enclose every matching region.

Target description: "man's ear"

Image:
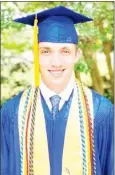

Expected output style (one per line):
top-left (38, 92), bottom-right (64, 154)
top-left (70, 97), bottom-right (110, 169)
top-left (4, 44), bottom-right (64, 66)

top-left (74, 48), bottom-right (82, 63)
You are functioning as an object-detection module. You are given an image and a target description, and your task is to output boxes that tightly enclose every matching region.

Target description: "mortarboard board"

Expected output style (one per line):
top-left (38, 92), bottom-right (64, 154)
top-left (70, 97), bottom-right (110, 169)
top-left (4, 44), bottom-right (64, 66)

top-left (14, 6), bottom-right (93, 87)
top-left (14, 6), bottom-right (92, 44)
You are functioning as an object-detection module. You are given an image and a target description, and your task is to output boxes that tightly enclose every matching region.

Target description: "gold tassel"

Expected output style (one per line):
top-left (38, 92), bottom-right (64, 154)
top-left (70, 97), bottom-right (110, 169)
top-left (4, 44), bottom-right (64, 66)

top-left (33, 14), bottom-right (40, 87)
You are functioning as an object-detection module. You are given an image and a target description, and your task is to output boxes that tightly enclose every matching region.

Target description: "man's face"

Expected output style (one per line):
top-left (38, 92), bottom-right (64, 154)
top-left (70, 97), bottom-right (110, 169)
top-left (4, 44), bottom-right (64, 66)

top-left (39, 42), bottom-right (79, 92)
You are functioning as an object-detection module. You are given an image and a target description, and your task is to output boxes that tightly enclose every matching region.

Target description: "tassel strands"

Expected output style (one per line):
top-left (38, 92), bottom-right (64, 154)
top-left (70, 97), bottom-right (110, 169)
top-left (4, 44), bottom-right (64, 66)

top-left (34, 14), bottom-right (40, 87)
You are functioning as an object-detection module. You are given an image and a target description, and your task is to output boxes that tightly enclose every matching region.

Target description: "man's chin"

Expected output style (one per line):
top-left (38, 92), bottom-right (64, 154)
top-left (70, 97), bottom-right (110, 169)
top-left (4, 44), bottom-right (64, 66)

top-left (51, 78), bottom-right (65, 84)
top-left (48, 79), bottom-right (67, 93)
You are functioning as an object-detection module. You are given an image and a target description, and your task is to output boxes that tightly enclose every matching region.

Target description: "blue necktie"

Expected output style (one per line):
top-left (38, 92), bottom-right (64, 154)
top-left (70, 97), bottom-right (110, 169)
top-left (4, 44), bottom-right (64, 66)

top-left (50, 95), bottom-right (61, 117)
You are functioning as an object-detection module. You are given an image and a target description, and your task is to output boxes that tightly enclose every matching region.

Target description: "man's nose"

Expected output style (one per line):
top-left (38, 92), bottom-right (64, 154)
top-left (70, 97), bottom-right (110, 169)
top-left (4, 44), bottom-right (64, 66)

top-left (51, 53), bottom-right (62, 67)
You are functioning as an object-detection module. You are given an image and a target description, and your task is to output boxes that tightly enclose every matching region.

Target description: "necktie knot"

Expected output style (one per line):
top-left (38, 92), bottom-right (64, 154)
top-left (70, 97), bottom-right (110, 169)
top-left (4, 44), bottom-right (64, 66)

top-left (50, 95), bottom-right (61, 117)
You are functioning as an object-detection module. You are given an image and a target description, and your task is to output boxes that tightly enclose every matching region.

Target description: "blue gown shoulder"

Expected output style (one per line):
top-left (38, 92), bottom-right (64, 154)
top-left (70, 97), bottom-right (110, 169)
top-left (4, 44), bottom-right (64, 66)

top-left (1, 92), bottom-right (23, 126)
top-left (92, 89), bottom-right (113, 120)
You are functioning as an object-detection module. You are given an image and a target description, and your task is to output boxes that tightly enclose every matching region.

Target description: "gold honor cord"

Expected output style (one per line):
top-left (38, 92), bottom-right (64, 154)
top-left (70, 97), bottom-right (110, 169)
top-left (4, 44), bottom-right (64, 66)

top-left (34, 14), bottom-right (40, 87)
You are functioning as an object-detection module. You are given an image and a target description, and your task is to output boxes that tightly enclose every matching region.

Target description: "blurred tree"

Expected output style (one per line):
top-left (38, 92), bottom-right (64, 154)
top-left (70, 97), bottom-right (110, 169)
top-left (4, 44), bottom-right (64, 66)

top-left (1, 2), bottom-right (114, 105)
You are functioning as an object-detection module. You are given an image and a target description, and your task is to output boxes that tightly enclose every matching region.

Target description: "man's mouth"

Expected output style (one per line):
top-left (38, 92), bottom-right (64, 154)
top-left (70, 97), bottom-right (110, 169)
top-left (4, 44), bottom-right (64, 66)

top-left (48, 69), bottom-right (65, 77)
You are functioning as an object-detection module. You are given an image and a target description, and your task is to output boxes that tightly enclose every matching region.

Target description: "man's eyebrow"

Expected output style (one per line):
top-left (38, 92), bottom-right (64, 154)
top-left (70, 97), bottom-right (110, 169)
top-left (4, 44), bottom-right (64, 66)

top-left (39, 47), bottom-right (51, 49)
top-left (61, 46), bottom-right (71, 50)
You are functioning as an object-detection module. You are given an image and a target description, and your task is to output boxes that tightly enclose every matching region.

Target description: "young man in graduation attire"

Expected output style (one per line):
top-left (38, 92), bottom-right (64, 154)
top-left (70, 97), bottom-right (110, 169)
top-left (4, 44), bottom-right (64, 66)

top-left (1, 6), bottom-right (114, 175)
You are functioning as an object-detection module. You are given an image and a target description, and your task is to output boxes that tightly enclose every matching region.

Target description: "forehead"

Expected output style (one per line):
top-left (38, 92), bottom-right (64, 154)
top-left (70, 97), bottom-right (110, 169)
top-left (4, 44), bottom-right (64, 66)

top-left (39, 42), bottom-right (76, 49)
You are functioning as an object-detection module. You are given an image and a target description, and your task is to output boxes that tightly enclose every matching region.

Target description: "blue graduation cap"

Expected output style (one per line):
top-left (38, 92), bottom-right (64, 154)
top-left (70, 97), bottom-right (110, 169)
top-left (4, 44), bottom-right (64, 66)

top-left (14, 6), bottom-right (92, 87)
top-left (14, 6), bottom-right (92, 44)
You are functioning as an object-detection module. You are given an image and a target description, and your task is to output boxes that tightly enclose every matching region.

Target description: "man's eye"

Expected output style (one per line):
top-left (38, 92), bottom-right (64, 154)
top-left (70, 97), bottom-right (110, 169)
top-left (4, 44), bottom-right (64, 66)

top-left (62, 50), bottom-right (70, 54)
top-left (41, 50), bottom-right (50, 54)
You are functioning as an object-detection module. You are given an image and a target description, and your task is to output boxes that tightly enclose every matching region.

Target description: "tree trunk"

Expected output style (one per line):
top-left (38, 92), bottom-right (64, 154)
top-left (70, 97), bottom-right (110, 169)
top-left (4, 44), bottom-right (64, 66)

top-left (97, 21), bottom-right (114, 98)
top-left (83, 43), bottom-right (104, 95)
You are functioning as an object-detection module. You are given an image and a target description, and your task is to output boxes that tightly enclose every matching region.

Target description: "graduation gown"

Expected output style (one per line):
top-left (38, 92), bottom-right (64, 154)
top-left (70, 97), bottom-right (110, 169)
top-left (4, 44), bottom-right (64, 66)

top-left (1, 89), bottom-right (114, 175)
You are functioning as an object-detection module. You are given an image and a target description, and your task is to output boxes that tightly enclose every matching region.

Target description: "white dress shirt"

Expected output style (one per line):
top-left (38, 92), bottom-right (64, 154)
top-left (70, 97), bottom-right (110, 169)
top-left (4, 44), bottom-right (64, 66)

top-left (40, 74), bottom-right (75, 111)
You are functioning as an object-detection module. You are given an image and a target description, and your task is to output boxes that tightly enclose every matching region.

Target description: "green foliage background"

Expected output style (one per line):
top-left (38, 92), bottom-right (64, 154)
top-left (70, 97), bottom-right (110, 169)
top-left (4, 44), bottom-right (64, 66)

top-left (1, 2), bottom-right (114, 105)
